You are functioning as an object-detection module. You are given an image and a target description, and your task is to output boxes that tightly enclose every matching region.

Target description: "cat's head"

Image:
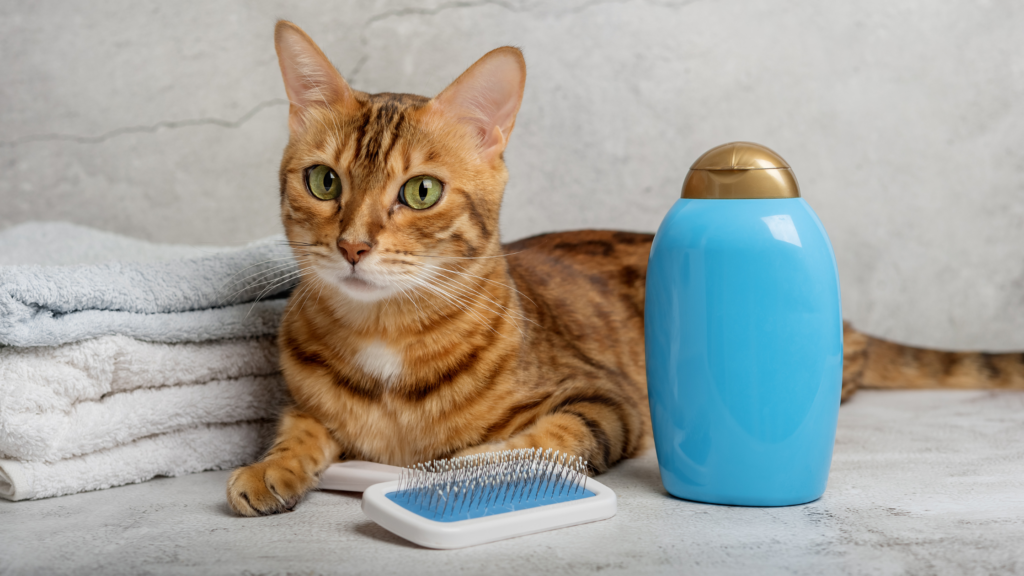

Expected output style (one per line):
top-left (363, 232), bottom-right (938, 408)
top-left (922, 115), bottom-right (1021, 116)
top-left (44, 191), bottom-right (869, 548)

top-left (274, 21), bottom-right (525, 304)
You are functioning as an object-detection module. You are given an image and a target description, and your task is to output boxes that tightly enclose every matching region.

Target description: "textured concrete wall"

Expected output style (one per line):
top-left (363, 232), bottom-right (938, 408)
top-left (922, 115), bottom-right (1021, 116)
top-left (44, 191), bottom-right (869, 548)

top-left (2, 0), bottom-right (1022, 351)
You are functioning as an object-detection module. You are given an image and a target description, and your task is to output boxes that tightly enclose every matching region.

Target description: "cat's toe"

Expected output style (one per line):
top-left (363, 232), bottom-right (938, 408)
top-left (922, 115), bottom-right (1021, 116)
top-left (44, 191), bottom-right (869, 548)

top-left (227, 462), bottom-right (310, 516)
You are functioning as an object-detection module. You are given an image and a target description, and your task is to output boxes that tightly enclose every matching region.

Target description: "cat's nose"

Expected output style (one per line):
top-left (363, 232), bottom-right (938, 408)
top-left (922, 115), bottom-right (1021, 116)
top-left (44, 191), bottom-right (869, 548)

top-left (338, 239), bottom-right (373, 265)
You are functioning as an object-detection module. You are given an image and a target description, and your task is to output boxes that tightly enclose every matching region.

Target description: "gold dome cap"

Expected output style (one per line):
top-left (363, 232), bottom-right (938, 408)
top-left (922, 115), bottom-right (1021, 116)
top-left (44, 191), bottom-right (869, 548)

top-left (682, 142), bottom-right (800, 199)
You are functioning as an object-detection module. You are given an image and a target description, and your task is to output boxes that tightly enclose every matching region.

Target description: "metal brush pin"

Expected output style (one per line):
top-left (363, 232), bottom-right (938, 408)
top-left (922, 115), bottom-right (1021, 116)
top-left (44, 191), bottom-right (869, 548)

top-left (392, 448), bottom-right (589, 520)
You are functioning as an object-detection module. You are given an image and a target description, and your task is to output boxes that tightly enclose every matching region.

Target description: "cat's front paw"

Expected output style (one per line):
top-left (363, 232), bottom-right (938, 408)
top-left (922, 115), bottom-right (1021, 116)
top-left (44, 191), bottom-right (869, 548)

top-left (226, 460), bottom-right (315, 517)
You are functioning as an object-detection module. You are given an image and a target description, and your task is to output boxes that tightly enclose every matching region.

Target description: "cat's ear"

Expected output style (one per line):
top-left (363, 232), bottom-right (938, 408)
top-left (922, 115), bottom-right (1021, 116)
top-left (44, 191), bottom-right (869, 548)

top-left (431, 47), bottom-right (526, 162)
top-left (274, 21), bottom-right (356, 133)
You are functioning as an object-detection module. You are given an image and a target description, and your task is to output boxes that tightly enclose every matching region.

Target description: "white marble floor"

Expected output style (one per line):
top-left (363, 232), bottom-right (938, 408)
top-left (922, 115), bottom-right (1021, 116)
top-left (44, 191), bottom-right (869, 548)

top-left (1, 390), bottom-right (1022, 575)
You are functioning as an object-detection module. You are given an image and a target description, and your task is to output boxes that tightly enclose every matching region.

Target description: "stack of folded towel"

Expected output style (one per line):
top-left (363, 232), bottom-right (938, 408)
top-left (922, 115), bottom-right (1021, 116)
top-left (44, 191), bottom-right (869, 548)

top-left (0, 222), bottom-right (299, 501)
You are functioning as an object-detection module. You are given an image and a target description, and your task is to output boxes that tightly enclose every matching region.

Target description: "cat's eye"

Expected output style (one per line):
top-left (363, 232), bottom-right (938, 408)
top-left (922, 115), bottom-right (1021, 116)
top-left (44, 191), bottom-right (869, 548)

top-left (305, 165), bottom-right (341, 200)
top-left (400, 176), bottom-right (443, 210)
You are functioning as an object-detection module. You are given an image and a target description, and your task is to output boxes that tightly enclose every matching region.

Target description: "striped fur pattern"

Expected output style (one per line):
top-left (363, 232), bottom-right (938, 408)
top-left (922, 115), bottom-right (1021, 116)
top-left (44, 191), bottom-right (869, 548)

top-left (226, 21), bottom-right (1024, 517)
top-left (842, 322), bottom-right (1024, 401)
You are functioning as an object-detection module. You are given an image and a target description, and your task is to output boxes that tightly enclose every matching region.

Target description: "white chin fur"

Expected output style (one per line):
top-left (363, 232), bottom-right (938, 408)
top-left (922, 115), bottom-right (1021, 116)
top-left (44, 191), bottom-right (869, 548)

top-left (310, 257), bottom-right (403, 303)
top-left (328, 271), bottom-right (396, 302)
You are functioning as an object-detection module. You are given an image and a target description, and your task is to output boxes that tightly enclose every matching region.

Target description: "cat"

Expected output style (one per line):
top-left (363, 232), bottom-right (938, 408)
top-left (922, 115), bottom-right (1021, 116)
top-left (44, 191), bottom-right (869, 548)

top-left (227, 21), bottom-right (1024, 516)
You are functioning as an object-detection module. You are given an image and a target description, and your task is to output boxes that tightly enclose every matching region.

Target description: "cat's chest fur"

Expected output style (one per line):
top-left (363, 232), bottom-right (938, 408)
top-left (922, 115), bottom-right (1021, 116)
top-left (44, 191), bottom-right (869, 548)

top-left (332, 341), bottom-right (425, 457)
top-left (282, 334), bottom-right (475, 466)
top-left (335, 390), bottom-right (434, 465)
top-left (351, 340), bottom-right (404, 385)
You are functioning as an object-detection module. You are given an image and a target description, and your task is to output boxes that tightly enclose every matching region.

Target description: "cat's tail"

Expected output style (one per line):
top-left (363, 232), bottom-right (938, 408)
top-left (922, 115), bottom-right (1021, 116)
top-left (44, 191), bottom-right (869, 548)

top-left (841, 322), bottom-right (1024, 401)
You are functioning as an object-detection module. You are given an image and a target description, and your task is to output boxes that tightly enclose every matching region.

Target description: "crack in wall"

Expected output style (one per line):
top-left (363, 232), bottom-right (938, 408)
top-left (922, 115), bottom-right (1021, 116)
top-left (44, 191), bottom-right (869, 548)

top-left (346, 0), bottom-right (522, 81)
top-left (1, 0), bottom-right (699, 149)
top-left (345, 0), bottom-right (698, 82)
top-left (0, 98), bottom-right (289, 149)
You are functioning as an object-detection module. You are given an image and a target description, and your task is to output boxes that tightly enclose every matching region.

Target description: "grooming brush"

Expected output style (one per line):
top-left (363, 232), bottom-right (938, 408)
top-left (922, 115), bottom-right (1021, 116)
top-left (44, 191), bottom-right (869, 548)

top-left (361, 448), bottom-right (616, 549)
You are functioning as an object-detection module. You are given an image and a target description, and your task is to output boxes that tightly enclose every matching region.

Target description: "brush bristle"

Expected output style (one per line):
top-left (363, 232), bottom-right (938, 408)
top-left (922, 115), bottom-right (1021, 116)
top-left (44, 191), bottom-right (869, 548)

top-left (387, 448), bottom-right (593, 522)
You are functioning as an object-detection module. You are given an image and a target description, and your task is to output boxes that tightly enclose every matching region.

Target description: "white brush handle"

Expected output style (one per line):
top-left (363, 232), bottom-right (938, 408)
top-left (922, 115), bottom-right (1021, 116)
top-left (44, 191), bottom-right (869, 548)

top-left (318, 461), bottom-right (403, 492)
top-left (362, 477), bottom-right (617, 549)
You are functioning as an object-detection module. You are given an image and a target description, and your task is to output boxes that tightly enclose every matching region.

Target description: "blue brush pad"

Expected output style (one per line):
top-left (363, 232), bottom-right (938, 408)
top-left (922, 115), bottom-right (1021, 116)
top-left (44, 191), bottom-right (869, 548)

top-left (386, 484), bottom-right (596, 522)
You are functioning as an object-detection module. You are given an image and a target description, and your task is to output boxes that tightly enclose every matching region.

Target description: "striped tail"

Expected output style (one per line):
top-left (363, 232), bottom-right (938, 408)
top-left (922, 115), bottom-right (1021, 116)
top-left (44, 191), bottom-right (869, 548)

top-left (842, 322), bottom-right (1024, 402)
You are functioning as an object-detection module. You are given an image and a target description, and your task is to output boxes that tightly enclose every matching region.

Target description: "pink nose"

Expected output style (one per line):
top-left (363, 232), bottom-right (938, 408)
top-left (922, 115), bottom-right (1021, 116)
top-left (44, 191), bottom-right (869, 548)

top-left (338, 240), bottom-right (372, 265)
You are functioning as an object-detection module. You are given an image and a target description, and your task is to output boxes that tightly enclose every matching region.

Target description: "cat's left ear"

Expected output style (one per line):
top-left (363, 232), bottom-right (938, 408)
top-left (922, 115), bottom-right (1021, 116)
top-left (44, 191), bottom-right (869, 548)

top-left (431, 47), bottom-right (526, 162)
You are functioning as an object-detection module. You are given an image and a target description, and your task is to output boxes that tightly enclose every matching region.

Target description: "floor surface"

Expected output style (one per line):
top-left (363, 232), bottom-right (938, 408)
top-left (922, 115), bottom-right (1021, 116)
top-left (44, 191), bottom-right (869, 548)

top-left (2, 390), bottom-right (1023, 575)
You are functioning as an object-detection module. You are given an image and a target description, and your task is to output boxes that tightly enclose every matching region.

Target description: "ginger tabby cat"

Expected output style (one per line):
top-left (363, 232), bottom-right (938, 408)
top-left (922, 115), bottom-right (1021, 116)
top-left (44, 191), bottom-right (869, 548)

top-left (227, 21), bottom-right (1024, 516)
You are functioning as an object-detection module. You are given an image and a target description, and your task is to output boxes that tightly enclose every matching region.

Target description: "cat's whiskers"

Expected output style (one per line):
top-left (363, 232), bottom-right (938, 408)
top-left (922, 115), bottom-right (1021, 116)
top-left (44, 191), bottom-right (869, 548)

top-left (279, 241), bottom-right (331, 256)
top-left (419, 261), bottom-right (539, 308)
top-left (244, 264), bottom-right (317, 318)
top-left (250, 267), bottom-right (308, 303)
top-left (225, 254), bottom-right (300, 286)
top-left (283, 280), bottom-right (316, 323)
top-left (394, 269), bottom-right (516, 339)
top-left (290, 273), bottom-right (329, 323)
top-left (378, 256), bottom-right (533, 337)
top-left (390, 270), bottom-right (477, 329)
top-left (269, 254), bottom-right (528, 340)
top-left (388, 271), bottom-right (451, 332)
top-left (225, 256), bottom-right (312, 302)
top-left (410, 251), bottom-right (524, 261)
top-left (280, 261), bottom-right (343, 325)
top-left (313, 276), bottom-right (327, 309)
top-left (423, 266), bottom-right (536, 327)
top-left (225, 258), bottom-right (302, 292)
top-left (395, 285), bottom-right (427, 331)
top-left (402, 271), bottom-right (502, 338)
top-left (420, 270), bottom-right (532, 338)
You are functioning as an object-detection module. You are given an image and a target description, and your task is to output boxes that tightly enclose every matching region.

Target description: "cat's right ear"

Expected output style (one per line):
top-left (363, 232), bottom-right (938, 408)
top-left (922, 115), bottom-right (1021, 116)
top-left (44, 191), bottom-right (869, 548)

top-left (275, 21), bottom-right (355, 134)
top-left (430, 47), bottom-right (526, 163)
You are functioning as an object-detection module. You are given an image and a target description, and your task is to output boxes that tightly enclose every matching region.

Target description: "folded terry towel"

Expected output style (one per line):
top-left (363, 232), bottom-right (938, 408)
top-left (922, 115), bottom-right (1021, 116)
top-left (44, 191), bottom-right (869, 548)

top-left (0, 335), bottom-right (286, 462)
top-left (0, 421), bottom-right (274, 501)
top-left (0, 222), bottom-right (299, 346)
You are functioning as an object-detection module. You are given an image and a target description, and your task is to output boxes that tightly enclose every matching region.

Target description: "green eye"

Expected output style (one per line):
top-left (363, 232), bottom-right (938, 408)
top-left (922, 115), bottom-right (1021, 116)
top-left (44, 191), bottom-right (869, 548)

top-left (401, 176), bottom-right (443, 210)
top-left (306, 165), bottom-right (340, 200)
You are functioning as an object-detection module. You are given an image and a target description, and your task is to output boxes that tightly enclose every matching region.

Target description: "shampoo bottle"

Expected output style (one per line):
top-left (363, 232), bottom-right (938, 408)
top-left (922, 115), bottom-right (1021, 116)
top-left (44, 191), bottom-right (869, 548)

top-left (644, 142), bottom-right (842, 506)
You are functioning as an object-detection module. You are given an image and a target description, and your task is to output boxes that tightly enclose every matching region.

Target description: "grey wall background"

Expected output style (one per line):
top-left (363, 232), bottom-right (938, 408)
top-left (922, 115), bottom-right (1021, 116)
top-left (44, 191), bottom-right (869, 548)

top-left (1, 0), bottom-right (1022, 351)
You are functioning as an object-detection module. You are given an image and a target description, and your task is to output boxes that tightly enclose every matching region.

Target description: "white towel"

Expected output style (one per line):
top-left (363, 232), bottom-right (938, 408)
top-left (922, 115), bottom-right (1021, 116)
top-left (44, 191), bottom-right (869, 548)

top-left (0, 222), bottom-right (297, 501)
top-left (0, 335), bottom-right (286, 462)
top-left (0, 222), bottom-right (298, 346)
top-left (0, 421), bottom-right (274, 501)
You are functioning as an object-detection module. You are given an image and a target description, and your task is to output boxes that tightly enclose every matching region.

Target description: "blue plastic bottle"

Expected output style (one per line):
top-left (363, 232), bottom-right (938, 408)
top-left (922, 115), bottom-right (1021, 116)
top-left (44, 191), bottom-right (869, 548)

top-left (644, 142), bottom-right (842, 507)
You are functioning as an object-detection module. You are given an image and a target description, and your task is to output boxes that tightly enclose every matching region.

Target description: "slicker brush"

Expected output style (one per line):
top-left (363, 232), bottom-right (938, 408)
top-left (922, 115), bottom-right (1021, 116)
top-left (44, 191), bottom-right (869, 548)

top-left (361, 448), bottom-right (617, 549)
